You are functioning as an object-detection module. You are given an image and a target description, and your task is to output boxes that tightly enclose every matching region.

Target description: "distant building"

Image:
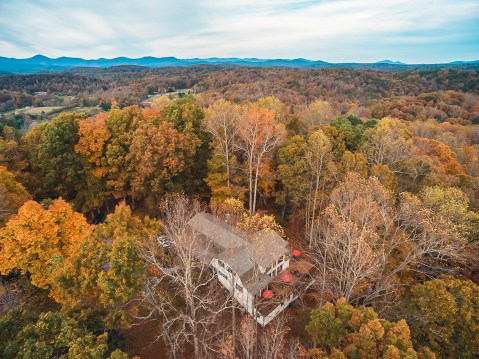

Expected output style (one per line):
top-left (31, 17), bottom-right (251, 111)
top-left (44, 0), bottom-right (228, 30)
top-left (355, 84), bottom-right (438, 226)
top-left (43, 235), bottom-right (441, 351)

top-left (141, 100), bottom-right (152, 107)
top-left (186, 213), bottom-right (313, 326)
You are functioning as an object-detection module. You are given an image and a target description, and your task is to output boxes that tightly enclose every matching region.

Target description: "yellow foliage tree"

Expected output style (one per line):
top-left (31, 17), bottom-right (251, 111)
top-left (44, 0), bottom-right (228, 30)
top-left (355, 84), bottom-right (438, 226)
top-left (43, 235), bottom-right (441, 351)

top-left (0, 199), bottom-right (92, 304)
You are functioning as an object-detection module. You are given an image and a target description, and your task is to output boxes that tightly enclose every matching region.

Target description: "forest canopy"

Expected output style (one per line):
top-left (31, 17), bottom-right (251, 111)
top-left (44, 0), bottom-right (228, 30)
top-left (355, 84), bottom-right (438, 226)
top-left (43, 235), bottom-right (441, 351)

top-left (1, 66), bottom-right (479, 358)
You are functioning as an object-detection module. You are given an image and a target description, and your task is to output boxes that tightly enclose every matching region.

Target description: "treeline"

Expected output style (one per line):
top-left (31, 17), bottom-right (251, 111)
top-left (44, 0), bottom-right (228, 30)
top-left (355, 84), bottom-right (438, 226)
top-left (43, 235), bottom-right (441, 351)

top-left (1, 89), bottom-right (479, 356)
top-left (2, 66), bottom-right (478, 114)
top-left (0, 97), bottom-right (211, 217)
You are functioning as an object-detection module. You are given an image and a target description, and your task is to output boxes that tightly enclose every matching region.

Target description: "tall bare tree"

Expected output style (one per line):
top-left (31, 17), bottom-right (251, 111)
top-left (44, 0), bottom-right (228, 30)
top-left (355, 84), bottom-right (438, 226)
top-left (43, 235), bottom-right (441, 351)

top-left (304, 130), bottom-right (333, 245)
top-left (308, 173), bottom-right (467, 309)
top-left (299, 100), bottom-right (339, 129)
top-left (138, 194), bottom-right (227, 358)
top-left (204, 100), bottom-right (240, 189)
top-left (258, 317), bottom-right (290, 359)
top-left (236, 107), bottom-right (286, 214)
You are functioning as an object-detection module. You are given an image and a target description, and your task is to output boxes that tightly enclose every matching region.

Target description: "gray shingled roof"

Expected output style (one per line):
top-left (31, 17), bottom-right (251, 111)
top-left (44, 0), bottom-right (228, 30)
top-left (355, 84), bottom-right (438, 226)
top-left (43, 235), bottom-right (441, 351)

top-left (187, 213), bottom-right (248, 249)
top-left (243, 272), bottom-right (273, 295)
top-left (217, 246), bottom-right (254, 276)
top-left (187, 213), bottom-right (289, 294)
top-left (247, 230), bottom-right (289, 268)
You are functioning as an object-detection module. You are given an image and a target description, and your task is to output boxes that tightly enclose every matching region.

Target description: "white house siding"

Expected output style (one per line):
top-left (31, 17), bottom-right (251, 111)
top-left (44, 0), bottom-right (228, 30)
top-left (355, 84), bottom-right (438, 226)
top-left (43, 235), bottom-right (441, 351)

top-left (260, 292), bottom-right (297, 326)
top-left (212, 259), bottom-right (255, 313)
top-left (266, 256), bottom-right (290, 277)
top-left (211, 258), bottom-right (296, 326)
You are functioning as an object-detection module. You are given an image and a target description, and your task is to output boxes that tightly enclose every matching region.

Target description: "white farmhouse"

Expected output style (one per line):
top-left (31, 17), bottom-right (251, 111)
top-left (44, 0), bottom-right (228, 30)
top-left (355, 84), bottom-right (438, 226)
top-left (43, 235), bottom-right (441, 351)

top-left (186, 213), bottom-right (313, 326)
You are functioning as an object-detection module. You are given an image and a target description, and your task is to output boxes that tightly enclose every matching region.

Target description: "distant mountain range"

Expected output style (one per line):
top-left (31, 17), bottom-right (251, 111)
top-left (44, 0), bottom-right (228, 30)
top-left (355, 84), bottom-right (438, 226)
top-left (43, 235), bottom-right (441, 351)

top-left (0, 55), bottom-right (478, 74)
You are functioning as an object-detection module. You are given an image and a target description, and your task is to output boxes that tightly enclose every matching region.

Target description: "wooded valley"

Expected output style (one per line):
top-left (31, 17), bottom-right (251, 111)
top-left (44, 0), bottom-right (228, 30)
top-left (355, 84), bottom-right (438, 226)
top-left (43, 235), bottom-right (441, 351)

top-left (0, 65), bottom-right (478, 358)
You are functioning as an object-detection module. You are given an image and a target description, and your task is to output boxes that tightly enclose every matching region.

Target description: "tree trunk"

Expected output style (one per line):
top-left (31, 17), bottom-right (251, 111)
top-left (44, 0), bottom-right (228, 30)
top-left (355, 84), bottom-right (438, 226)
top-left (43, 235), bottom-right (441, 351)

top-left (232, 280), bottom-right (236, 358)
top-left (131, 195), bottom-right (136, 209)
top-left (252, 160), bottom-right (261, 214)
top-left (248, 155), bottom-right (254, 214)
top-left (225, 143), bottom-right (231, 189)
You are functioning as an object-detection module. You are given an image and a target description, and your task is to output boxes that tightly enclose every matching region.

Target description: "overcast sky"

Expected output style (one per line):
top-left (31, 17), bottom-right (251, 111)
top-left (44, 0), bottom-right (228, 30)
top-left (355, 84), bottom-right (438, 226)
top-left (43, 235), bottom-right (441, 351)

top-left (0, 0), bottom-right (478, 63)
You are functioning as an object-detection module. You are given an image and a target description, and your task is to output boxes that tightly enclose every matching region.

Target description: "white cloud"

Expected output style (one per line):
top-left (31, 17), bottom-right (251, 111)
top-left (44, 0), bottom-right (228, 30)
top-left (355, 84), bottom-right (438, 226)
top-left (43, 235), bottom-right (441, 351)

top-left (0, 0), bottom-right (477, 62)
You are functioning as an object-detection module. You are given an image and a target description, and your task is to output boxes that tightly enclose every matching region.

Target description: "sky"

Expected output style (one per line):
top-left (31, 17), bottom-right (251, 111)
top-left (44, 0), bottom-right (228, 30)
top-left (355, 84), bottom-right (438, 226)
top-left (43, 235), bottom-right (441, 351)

top-left (0, 0), bottom-right (478, 63)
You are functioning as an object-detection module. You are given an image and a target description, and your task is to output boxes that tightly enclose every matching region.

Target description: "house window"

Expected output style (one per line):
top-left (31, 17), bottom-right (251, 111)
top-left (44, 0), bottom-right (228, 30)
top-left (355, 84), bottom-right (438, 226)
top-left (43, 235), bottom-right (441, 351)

top-left (218, 271), bottom-right (228, 280)
top-left (235, 283), bottom-right (242, 293)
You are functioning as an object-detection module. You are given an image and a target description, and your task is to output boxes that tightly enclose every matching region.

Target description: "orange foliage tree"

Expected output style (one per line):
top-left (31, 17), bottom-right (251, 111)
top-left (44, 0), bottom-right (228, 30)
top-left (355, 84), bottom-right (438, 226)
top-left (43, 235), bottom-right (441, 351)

top-left (0, 199), bottom-right (92, 304)
top-left (128, 118), bottom-right (198, 210)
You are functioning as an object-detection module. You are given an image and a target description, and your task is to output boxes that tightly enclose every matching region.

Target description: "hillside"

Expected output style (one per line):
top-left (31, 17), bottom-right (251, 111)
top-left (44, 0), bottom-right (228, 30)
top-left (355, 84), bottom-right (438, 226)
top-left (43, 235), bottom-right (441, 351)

top-left (1, 54), bottom-right (479, 73)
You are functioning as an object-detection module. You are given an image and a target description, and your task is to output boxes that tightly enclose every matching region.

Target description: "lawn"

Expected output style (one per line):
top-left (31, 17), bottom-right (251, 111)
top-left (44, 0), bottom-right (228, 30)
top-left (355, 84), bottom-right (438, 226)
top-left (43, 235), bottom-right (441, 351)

top-left (21, 106), bottom-right (65, 115)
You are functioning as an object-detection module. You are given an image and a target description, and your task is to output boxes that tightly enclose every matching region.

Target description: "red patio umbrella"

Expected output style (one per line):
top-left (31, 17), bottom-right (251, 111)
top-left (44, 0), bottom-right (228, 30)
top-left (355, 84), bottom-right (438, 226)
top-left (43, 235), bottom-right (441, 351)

top-left (292, 249), bottom-right (301, 257)
top-left (262, 290), bottom-right (273, 299)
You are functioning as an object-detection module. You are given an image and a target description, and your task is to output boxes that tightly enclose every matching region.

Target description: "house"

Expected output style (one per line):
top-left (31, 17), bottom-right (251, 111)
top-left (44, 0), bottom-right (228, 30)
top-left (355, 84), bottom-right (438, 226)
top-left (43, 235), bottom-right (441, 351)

top-left (186, 213), bottom-right (313, 326)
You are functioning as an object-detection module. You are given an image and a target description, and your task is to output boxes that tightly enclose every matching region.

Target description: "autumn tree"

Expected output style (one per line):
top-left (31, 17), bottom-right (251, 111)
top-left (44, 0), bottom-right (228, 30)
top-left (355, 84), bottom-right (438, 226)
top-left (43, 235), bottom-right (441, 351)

top-left (299, 100), bottom-right (339, 130)
top-left (0, 199), bottom-right (154, 308)
top-left (0, 199), bottom-right (92, 305)
top-left (255, 96), bottom-right (291, 125)
top-left (306, 298), bottom-right (434, 358)
top-left (362, 117), bottom-right (413, 171)
top-left (236, 107), bottom-right (286, 214)
top-left (128, 118), bottom-right (198, 210)
top-left (276, 135), bottom-right (309, 218)
top-left (339, 151), bottom-right (368, 178)
top-left (0, 125), bottom-right (26, 174)
top-left (0, 309), bottom-right (127, 358)
top-left (412, 137), bottom-right (465, 186)
top-left (0, 165), bottom-right (30, 226)
top-left (76, 105), bottom-right (206, 209)
top-left (276, 130), bottom-right (334, 235)
top-left (75, 113), bottom-right (111, 213)
top-left (370, 164), bottom-right (398, 191)
top-left (24, 112), bottom-right (87, 204)
top-left (330, 115), bottom-right (376, 151)
top-left (309, 173), bottom-right (467, 307)
top-left (89, 202), bottom-right (159, 307)
top-left (419, 186), bottom-right (479, 241)
top-left (406, 277), bottom-right (479, 358)
top-left (210, 196), bottom-right (246, 226)
top-left (237, 212), bottom-right (286, 237)
top-left (258, 317), bottom-right (290, 359)
top-left (304, 130), bottom-right (333, 243)
top-left (461, 145), bottom-right (479, 177)
top-left (161, 96), bottom-right (212, 197)
top-left (102, 106), bottom-right (143, 202)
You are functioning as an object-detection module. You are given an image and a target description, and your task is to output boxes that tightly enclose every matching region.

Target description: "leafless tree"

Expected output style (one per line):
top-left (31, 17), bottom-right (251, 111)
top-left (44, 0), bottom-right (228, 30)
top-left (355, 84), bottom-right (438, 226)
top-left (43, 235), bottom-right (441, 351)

top-left (308, 173), bottom-right (467, 309)
top-left (304, 130), bottom-right (333, 246)
top-left (258, 316), bottom-right (290, 359)
top-left (237, 315), bottom-right (256, 359)
top-left (283, 337), bottom-right (306, 359)
top-left (298, 100), bottom-right (339, 129)
top-left (0, 280), bottom-right (21, 311)
top-left (138, 194), bottom-right (228, 358)
top-left (236, 107), bottom-right (286, 214)
top-left (204, 100), bottom-right (240, 189)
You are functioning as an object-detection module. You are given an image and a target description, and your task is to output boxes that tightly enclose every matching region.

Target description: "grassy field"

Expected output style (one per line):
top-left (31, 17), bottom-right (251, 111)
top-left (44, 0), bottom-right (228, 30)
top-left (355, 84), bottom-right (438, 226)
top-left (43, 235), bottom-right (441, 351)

top-left (22, 106), bottom-right (65, 115)
top-left (1, 106), bottom-right (65, 116)
top-left (147, 89), bottom-right (192, 102)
